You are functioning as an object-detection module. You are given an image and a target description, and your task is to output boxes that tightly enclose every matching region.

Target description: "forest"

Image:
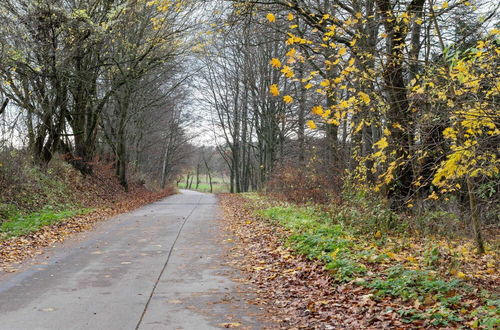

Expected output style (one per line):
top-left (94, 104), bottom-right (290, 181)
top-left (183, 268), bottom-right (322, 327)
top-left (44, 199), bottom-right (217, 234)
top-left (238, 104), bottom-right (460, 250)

top-left (0, 0), bottom-right (498, 328)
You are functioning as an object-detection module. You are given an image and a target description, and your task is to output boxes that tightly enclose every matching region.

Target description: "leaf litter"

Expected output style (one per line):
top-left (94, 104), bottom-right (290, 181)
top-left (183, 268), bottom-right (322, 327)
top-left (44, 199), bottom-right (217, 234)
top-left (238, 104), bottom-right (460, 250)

top-left (219, 193), bottom-right (499, 329)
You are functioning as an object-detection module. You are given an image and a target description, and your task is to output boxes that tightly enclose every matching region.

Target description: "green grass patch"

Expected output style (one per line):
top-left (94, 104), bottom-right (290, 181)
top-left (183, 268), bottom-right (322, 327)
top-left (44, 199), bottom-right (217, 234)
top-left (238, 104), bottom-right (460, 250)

top-left (0, 207), bottom-right (92, 239)
top-left (257, 206), bottom-right (366, 281)
top-left (178, 182), bottom-right (229, 193)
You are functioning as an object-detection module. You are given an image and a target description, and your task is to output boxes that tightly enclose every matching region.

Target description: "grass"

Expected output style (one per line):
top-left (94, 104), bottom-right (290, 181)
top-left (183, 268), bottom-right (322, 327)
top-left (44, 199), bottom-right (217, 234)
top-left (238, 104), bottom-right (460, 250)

top-left (178, 176), bottom-right (229, 193)
top-left (258, 205), bottom-right (367, 281)
top-left (250, 196), bottom-right (499, 328)
top-left (0, 207), bottom-right (92, 240)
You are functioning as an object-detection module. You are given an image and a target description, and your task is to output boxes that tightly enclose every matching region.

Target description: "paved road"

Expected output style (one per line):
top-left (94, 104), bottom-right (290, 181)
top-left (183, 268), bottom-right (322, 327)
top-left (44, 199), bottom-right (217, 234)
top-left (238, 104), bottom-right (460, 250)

top-left (0, 190), bottom-right (264, 330)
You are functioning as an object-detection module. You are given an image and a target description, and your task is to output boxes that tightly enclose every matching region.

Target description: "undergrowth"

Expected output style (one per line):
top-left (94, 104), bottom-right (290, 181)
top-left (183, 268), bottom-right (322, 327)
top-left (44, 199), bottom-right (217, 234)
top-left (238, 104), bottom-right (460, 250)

top-left (0, 151), bottom-right (82, 220)
top-left (1, 150), bottom-right (168, 241)
top-left (252, 195), bottom-right (499, 328)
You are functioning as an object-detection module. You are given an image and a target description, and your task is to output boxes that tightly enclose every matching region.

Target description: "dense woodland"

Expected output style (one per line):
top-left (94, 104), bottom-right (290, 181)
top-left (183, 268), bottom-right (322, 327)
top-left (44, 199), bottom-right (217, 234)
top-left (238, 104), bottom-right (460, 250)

top-left (0, 0), bottom-right (197, 191)
top-left (0, 0), bottom-right (498, 251)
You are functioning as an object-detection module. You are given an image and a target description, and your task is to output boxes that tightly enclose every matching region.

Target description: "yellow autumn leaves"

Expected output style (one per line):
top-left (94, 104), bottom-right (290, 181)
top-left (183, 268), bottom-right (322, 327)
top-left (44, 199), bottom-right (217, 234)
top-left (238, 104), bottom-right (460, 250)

top-left (266, 13), bottom-right (275, 23)
top-left (269, 84), bottom-right (279, 96)
top-left (266, 12), bottom-right (295, 23)
top-left (268, 84), bottom-right (293, 104)
top-left (311, 106), bottom-right (323, 115)
top-left (307, 120), bottom-right (317, 129)
top-left (358, 91), bottom-right (371, 105)
top-left (270, 58), bottom-right (281, 68)
top-left (270, 58), bottom-right (295, 79)
top-left (424, 36), bottom-right (500, 193)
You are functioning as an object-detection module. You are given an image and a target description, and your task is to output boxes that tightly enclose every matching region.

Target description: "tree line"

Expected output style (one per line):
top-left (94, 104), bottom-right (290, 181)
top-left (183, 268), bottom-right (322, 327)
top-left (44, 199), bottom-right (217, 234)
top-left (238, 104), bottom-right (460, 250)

top-left (0, 0), bottom-right (198, 188)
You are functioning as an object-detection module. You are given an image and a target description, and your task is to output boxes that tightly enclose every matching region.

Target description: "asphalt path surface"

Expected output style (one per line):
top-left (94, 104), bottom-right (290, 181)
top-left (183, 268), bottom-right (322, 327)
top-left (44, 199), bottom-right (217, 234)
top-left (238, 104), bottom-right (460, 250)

top-left (0, 190), bottom-right (265, 330)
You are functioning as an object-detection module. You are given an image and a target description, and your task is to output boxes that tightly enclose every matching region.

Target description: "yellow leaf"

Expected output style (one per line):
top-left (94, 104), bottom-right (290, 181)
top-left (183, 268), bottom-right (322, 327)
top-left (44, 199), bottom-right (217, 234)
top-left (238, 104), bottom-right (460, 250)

top-left (374, 137), bottom-right (388, 150)
top-left (358, 91), bottom-right (370, 104)
top-left (219, 322), bottom-right (242, 328)
top-left (354, 121), bottom-right (364, 133)
top-left (339, 100), bottom-right (349, 109)
top-left (427, 191), bottom-right (439, 200)
top-left (442, 1), bottom-right (449, 9)
top-left (456, 272), bottom-right (466, 279)
top-left (269, 84), bottom-right (279, 96)
top-left (287, 13), bottom-right (294, 21)
top-left (392, 122), bottom-right (402, 130)
top-left (327, 118), bottom-right (340, 125)
top-left (386, 251), bottom-right (397, 259)
top-left (320, 80), bottom-right (330, 87)
top-left (266, 13), bottom-right (276, 23)
top-left (286, 48), bottom-right (296, 57)
top-left (281, 65), bottom-right (295, 78)
top-left (406, 256), bottom-right (417, 263)
top-left (338, 47), bottom-right (347, 56)
top-left (311, 106), bottom-right (324, 115)
top-left (307, 120), bottom-right (317, 129)
top-left (270, 58), bottom-right (282, 68)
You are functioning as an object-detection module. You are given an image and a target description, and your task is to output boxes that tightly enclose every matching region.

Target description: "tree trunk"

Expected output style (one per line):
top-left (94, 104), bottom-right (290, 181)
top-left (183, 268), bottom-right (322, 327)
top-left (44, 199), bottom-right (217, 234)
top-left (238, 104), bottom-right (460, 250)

top-left (297, 66), bottom-right (306, 164)
top-left (466, 176), bottom-right (485, 254)
top-left (195, 163), bottom-right (201, 189)
top-left (0, 98), bottom-right (8, 116)
top-left (376, 0), bottom-right (416, 208)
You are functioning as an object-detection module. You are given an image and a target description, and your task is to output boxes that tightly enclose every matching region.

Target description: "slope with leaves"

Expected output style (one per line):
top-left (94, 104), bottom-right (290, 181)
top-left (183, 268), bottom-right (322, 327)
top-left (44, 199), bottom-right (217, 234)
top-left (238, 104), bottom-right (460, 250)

top-left (220, 193), bottom-right (499, 328)
top-left (0, 159), bottom-right (174, 273)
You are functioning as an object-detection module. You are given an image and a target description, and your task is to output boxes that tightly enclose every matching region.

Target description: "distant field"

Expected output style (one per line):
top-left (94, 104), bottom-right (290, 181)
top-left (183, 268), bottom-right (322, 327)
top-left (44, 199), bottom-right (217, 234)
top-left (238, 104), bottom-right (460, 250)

top-left (177, 177), bottom-right (229, 193)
